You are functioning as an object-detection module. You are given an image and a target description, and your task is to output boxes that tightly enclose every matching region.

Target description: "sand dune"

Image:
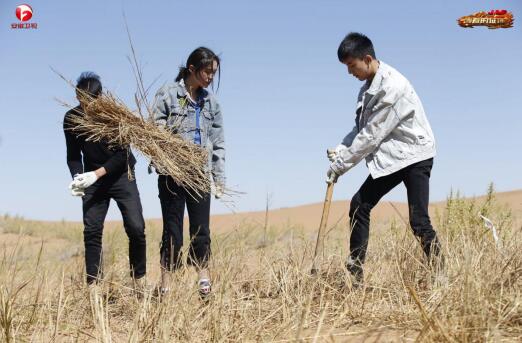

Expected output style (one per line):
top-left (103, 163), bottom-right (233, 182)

top-left (144, 189), bottom-right (522, 232)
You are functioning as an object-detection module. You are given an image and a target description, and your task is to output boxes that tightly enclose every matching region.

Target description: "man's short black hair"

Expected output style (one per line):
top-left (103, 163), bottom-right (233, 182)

top-left (76, 71), bottom-right (102, 98)
top-left (337, 32), bottom-right (376, 62)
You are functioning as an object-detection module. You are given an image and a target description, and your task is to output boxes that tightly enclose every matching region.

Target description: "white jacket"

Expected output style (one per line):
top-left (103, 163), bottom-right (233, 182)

top-left (333, 61), bottom-right (436, 178)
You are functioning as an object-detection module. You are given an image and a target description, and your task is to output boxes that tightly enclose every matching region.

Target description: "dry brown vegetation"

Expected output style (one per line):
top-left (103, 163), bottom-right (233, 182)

top-left (66, 91), bottom-right (211, 198)
top-left (1, 187), bottom-right (521, 342)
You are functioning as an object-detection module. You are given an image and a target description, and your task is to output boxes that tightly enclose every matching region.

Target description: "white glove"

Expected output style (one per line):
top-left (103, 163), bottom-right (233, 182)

top-left (71, 187), bottom-right (85, 197)
top-left (72, 171), bottom-right (98, 188)
top-left (327, 153), bottom-right (351, 183)
top-left (214, 183), bottom-right (225, 199)
top-left (327, 144), bottom-right (347, 162)
top-left (326, 168), bottom-right (339, 184)
top-left (68, 181), bottom-right (85, 197)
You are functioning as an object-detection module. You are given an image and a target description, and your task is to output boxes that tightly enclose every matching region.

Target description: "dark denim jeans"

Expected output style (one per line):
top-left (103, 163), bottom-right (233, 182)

top-left (158, 175), bottom-right (211, 271)
top-left (82, 172), bottom-right (146, 284)
top-left (347, 158), bottom-right (440, 278)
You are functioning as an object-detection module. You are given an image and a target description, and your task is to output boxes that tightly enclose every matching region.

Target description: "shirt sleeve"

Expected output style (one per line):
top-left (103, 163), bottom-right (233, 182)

top-left (341, 125), bottom-right (358, 147)
top-left (101, 147), bottom-right (131, 175)
top-left (209, 100), bottom-right (226, 185)
top-left (152, 85), bottom-right (171, 128)
top-left (63, 113), bottom-right (84, 178)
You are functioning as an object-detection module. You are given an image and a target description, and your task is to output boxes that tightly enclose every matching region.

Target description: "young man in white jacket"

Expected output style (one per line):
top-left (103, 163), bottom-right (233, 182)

top-left (327, 32), bottom-right (441, 284)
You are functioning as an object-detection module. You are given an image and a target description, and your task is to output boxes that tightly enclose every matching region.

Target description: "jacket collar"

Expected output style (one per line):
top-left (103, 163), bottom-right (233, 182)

top-left (176, 79), bottom-right (209, 104)
top-left (365, 60), bottom-right (388, 95)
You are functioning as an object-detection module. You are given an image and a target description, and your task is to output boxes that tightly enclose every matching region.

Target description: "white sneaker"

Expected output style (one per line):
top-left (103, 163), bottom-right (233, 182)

top-left (198, 278), bottom-right (211, 299)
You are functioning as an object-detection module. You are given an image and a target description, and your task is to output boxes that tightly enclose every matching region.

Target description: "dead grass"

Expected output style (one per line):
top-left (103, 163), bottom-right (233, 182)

top-left (65, 91), bottom-right (211, 198)
top-left (0, 187), bottom-right (520, 342)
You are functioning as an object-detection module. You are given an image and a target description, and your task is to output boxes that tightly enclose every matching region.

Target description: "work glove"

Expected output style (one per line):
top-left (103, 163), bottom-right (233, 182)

top-left (214, 183), bottom-right (225, 199)
top-left (326, 154), bottom-right (350, 184)
top-left (326, 167), bottom-right (339, 184)
top-left (72, 171), bottom-right (98, 189)
top-left (68, 181), bottom-right (85, 197)
top-left (326, 144), bottom-right (347, 162)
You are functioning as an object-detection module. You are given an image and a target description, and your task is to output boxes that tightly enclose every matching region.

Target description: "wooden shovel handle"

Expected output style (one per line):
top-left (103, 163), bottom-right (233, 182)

top-left (311, 182), bottom-right (335, 274)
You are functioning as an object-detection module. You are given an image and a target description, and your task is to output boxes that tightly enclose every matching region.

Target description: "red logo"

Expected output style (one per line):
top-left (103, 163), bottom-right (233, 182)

top-left (11, 4), bottom-right (37, 29)
top-left (15, 4), bottom-right (33, 22)
top-left (458, 9), bottom-right (514, 29)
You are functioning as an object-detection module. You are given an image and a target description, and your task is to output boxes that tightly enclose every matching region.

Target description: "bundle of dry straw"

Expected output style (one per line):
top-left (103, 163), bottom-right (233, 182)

top-left (68, 92), bottom-right (210, 197)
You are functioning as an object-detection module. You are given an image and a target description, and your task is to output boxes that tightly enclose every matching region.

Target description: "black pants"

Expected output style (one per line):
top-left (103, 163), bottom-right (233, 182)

top-left (82, 172), bottom-right (146, 284)
top-left (158, 175), bottom-right (211, 271)
top-left (348, 158), bottom-right (440, 275)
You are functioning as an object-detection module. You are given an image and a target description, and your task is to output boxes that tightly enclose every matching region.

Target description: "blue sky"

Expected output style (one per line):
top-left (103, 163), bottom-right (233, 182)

top-left (0, 0), bottom-right (520, 220)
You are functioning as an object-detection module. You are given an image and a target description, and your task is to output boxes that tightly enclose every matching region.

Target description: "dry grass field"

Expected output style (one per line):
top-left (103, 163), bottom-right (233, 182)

top-left (1, 186), bottom-right (521, 342)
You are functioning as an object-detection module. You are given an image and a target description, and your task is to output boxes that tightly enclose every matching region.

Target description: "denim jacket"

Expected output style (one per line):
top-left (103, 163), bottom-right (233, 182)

top-left (334, 61), bottom-right (436, 178)
top-left (152, 79), bottom-right (226, 185)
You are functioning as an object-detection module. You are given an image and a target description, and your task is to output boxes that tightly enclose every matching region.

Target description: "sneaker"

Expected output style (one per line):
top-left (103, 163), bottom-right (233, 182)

top-left (159, 286), bottom-right (170, 296)
top-left (87, 282), bottom-right (102, 304)
top-left (346, 256), bottom-right (363, 289)
top-left (198, 278), bottom-right (212, 299)
top-left (87, 282), bottom-right (101, 294)
top-left (133, 277), bottom-right (148, 298)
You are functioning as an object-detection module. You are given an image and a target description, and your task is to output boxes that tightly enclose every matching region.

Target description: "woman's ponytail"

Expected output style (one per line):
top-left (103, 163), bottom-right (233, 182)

top-left (175, 66), bottom-right (189, 82)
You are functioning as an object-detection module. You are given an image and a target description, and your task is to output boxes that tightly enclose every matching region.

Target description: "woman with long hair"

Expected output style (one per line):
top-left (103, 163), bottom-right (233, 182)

top-left (152, 47), bottom-right (225, 297)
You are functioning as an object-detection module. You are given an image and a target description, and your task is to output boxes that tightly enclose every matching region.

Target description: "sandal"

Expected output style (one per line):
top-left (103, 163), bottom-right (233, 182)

top-left (198, 278), bottom-right (211, 299)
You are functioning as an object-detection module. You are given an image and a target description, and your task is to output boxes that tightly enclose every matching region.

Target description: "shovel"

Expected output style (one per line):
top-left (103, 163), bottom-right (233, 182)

top-left (311, 182), bottom-right (335, 274)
